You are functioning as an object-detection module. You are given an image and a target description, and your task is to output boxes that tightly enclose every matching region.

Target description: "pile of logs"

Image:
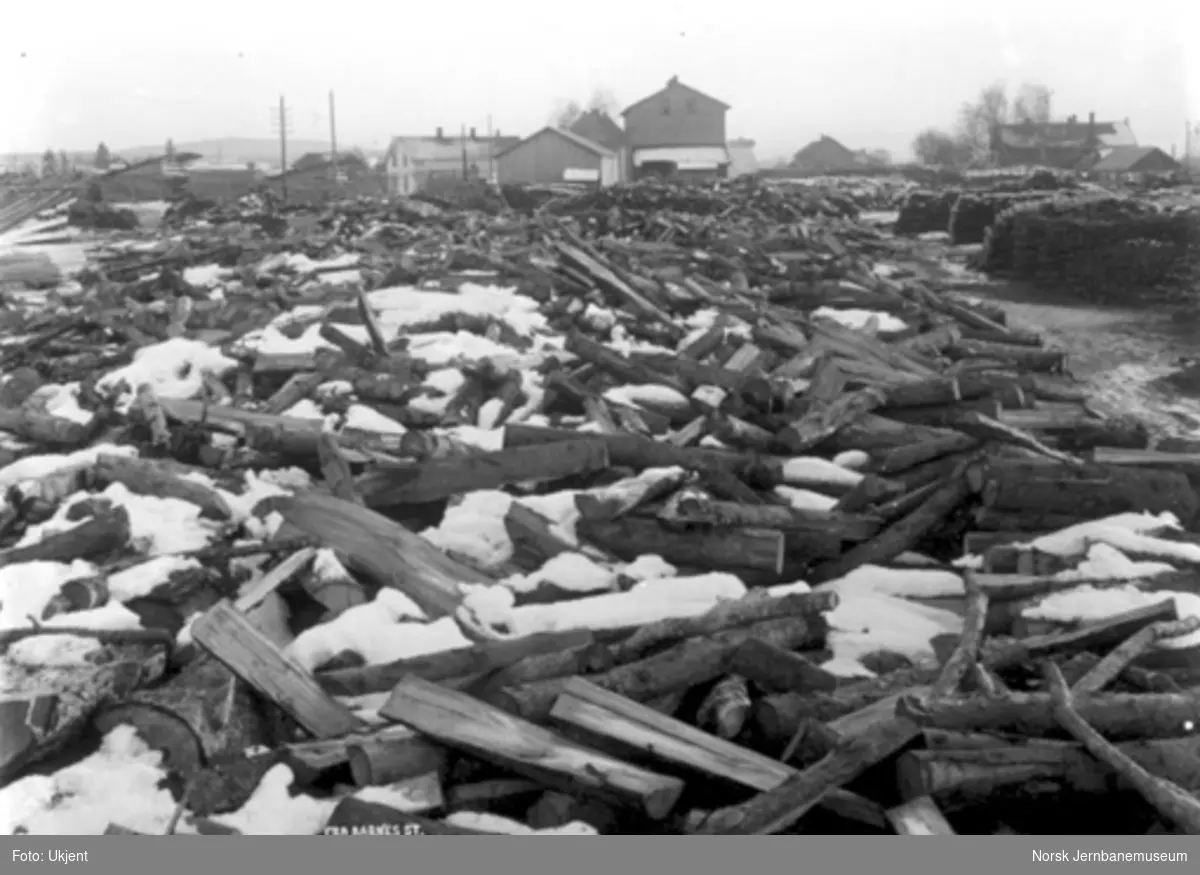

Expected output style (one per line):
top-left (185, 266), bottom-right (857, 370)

top-left (979, 196), bottom-right (1200, 302)
top-left (3, 180), bottom-right (1200, 836)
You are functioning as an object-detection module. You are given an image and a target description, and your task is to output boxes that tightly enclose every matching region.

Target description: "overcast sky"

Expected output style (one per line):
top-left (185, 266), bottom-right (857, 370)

top-left (2, 0), bottom-right (1197, 163)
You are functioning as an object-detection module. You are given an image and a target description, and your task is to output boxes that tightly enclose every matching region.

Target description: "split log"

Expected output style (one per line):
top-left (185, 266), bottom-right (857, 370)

top-left (317, 432), bottom-right (363, 505)
top-left (317, 630), bottom-right (596, 697)
top-left (191, 601), bottom-right (363, 738)
top-left (269, 491), bottom-right (492, 617)
top-left (380, 675), bottom-right (684, 820)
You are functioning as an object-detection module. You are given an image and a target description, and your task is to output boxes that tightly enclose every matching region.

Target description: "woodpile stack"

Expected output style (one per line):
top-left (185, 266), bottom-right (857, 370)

top-left (2, 179), bottom-right (1200, 836)
top-left (948, 192), bottom-right (1051, 245)
top-left (894, 190), bottom-right (960, 236)
top-left (979, 195), bottom-right (1200, 303)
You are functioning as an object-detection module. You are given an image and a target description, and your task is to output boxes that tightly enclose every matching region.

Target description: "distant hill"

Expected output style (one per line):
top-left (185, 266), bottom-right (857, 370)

top-left (117, 137), bottom-right (334, 169)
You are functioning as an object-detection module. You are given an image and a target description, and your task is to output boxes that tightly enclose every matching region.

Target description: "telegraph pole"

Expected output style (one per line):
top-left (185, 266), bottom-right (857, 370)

top-left (487, 114), bottom-right (494, 183)
top-left (460, 123), bottom-right (468, 177)
top-left (329, 90), bottom-right (340, 194)
top-left (269, 96), bottom-right (293, 204)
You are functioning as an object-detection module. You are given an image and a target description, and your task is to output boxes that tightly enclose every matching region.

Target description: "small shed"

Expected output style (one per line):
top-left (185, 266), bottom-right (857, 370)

top-left (497, 127), bottom-right (619, 187)
top-left (1090, 146), bottom-right (1180, 176)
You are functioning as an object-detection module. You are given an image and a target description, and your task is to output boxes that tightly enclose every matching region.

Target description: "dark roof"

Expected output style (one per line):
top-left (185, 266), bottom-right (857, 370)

top-left (496, 127), bottom-right (613, 160)
top-left (995, 119), bottom-right (1137, 149)
top-left (569, 109), bottom-right (625, 149)
top-left (621, 76), bottom-right (730, 116)
top-left (791, 135), bottom-right (855, 163)
top-left (1091, 145), bottom-right (1179, 173)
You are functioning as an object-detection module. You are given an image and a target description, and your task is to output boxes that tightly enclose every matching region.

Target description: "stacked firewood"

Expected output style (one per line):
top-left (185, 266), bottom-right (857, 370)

top-left (3, 182), bottom-right (1200, 836)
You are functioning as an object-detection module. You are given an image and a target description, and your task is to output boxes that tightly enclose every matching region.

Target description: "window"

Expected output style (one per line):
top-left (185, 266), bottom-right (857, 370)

top-left (662, 101), bottom-right (671, 115)
top-left (686, 98), bottom-right (696, 113)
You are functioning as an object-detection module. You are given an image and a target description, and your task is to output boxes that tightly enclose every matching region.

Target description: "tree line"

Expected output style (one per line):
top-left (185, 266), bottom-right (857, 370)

top-left (19, 139), bottom-right (177, 178)
top-left (911, 81), bottom-right (1053, 168)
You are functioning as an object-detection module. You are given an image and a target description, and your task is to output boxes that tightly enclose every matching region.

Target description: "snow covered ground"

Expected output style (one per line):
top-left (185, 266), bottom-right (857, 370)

top-left (2, 216), bottom-right (1200, 835)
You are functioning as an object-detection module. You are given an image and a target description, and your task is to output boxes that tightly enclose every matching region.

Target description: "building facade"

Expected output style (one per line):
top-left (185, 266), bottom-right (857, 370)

top-left (621, 76), bottom-right (731, 179)
top-left (384, 129), bottom-right (520, 195)
top-left (496, 127), bottom-right (619, 186)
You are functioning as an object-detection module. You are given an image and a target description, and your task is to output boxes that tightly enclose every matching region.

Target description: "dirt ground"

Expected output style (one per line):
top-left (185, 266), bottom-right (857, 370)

top-left (951, 279), bottom-right (1200, 438)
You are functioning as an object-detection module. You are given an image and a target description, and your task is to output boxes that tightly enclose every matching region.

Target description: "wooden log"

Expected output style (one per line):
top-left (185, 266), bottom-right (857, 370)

top-left (550, 678), bottom-right (885, 828)
top-left (977, 458), bottom-right (1199, 523)
top-left (575, 466), bottom-right (688, 521)
top-left (1073, 618), bottom-right (1200, 695)
top-left (192, 601), bottom-right (363, 738)
top-left (881, 399), bottom-right (1002, 430)
top-left (357, 440), bottom-right (610, 507)
top-left (984, 598), bottom-right (1180, 670)
top-left (972, 507), bottom-right (1086, 532)
top-left (270, 491), bottom-right (492, 618)
top-left (92, 655), bottom-right (269, 780)
top-left (498, 616), bottom-right (824, 724)
top-left (317, 432), bottom-right (364, 506)
top-left (871, 433), bottom-right (979, 476)
top-left (379, 675), bottom-right (685, 819)
top-left (897, 738), bottom-right (1200, 802)
top-left (492, 591), bottom-right (838, 691)
top-left (945, 340), bottom-right (1065, 372)
top-left (502, 424), bottom-right (774, 480)
top-left (731, 639), bottom-right (839, 694)
top-left (1045, 663), bottom-right (1200, 834)
top-left (897, 689), bottom-right (1200, 740)
top-left (658, 492), bottom-right (881, 542)
top-left (0, 505), bottom-right (130, 568)
top-left (808, 468), bottom-right (971, 584)
top-left (878, 374), bottom-right (996, 410)
top-left (688, 701), bottom-right (920, 833)
top-left (347, 733), bottom-right (448, 787)
top-left (776, 388), bottom-right (887, 454)
top-left (577, 516), bottom-right (790, 574)
top-left (317, 630), bottom-right (596, 697)
top-left (92, 453), bottom-right (233, 520)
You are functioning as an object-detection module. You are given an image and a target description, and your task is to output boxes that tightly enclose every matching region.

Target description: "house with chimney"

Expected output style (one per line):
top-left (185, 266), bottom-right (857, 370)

top-left (621, 75), bottom-right (732, 179)
top-left (383, 127), bottom-right (520, 195)
top-left (990, 112), bottom-right (1137, 169)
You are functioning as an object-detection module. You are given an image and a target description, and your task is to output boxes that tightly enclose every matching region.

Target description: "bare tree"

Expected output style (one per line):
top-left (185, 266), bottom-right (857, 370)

top-left (954, 82), bottom-right (1010, 166)
top-left (551, 88), bottom-right (618, 128)
top-left (1012, 82), bottom-right (1053, 124)
top-left (912, 128), bottom-right (967, 167)
top-left (550, 99), bottom-right (584, 128)
top-left (586, 88), bottom-right (618, 114)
